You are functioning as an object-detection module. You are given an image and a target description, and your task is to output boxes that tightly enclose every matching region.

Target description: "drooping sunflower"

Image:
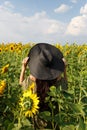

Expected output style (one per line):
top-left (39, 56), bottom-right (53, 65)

top-left (20, 90), bottom-right (39, 117)
top-left (1, 64), bottom-right (9, 74)
top-left (5, 47), bottom-right (8, 52)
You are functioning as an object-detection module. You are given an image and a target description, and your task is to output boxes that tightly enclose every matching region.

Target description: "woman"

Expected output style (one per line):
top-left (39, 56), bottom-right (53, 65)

top-left (19, 43), bottom-right (67, 109)
top-left (19, 43), bottom-right (67, 128)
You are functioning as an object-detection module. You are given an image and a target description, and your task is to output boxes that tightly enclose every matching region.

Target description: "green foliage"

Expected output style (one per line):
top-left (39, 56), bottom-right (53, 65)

top-left (0, 43), bottom-right (87, 130)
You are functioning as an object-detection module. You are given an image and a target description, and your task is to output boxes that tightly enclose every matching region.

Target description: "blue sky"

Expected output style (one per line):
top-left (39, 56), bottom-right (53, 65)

top-left (0, 0), bottom-right (87, 45)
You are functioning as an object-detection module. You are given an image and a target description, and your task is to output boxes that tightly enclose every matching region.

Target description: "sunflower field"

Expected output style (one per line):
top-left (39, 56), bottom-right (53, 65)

top-left (0, 42), bottom-right (87, 130)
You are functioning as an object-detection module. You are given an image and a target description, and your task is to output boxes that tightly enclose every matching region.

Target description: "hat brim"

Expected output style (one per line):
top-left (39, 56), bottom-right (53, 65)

top-left (28, 43), bottom-right (65, 80)
top-left (28, 58), bottom-right (63, 80)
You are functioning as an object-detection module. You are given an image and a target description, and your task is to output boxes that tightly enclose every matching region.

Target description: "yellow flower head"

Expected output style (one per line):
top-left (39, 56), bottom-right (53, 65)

top-left (20, 90), bottom-right (39, 117)
top-left (64, 50), bottom-right (71, 56)
top-left (29, 82), bottom-right (35, 92)
top-left (1, 64), bottom-right (9, 74)
top-left (10, 44), bottom-right (15, 52)
top-left (16, 46), bottom-right (22, 54)
top-left (5, 47), bottom-right (8, 52)
top-left (0, 80), bottom-right (6, 95)
top-left (55, 44), bottom-right (63, 51)
top-left (0, 48), bottom-right (2, 53)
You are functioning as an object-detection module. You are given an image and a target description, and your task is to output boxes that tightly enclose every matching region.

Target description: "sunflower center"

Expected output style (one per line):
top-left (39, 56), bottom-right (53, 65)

top-left (23, 97), bottom-right (33, 110)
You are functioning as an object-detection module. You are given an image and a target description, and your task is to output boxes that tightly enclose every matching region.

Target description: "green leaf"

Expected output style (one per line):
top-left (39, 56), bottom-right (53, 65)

top-left (21, 118), bottom-right (31, 126)
top-left (48, 86), bottom-right (57, 97)
top-left (12, 123), bottom-right (22, 130)
top-left (50, 86), bottom-right (56, 92)
top-left (62, 90), bottom-right (74, 99)
top-left (54, 113), bottom-right (60, 123)
top-left (62, 125), bottom-right (75, 130)
top-left (78, 117), bottom-right (86, 130)
top-left (39, 111), bottom-right (51, 121)
top-left (69, 103), bottom-right (85, 116)
top-left (7, 122), bottom-right (14, 130)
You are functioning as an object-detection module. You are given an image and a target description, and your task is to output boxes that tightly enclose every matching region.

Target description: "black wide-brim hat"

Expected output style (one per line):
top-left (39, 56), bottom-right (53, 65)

top-left (28, 43), bottom-right (65, 80)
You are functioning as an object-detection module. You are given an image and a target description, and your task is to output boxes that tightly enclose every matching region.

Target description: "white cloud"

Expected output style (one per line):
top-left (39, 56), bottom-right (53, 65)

top-left (0, 1), bottom-right (14, 12)
top-left (46, 22), bottom-right (65, 34)
top-left (71, 0), bottom-right (78, 3)
top-left (66, 3), bottom-right (87, 36)
top-left (80, 3), bottom-right (87, 14)
top-left (0, 1), bottom-right (87, 44)
top-left (66, 15), bottom-right (87, 35)
top-left (0, 1), bottom-right (67, 43)
top-left (4, 1), bottom-right (14, 8)
top-left (54, 4), bottom-right (72, 13)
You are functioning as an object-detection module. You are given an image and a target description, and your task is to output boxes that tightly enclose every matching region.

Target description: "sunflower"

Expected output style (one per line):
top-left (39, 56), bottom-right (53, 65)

top-left (16, 47), bottom-right (22, 54)
top-left (20, 90), bottom-right (39, 117)
top-left (64, 50), bottom-right (71, 56)
top-left (0, 47), bottom-right (2, 53)
top-left (55, 43), bottom-right (63, 51)
top-left (0, 80), bottom-right (6, 95)
top-left (29, 82), bottom-right (36, 93)
top-left (9, 44), bottom-right (15, 52)
top-left (1, 64), bottom-right (9, 74)
top-left (5, 47), bottom-right (8, 52)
